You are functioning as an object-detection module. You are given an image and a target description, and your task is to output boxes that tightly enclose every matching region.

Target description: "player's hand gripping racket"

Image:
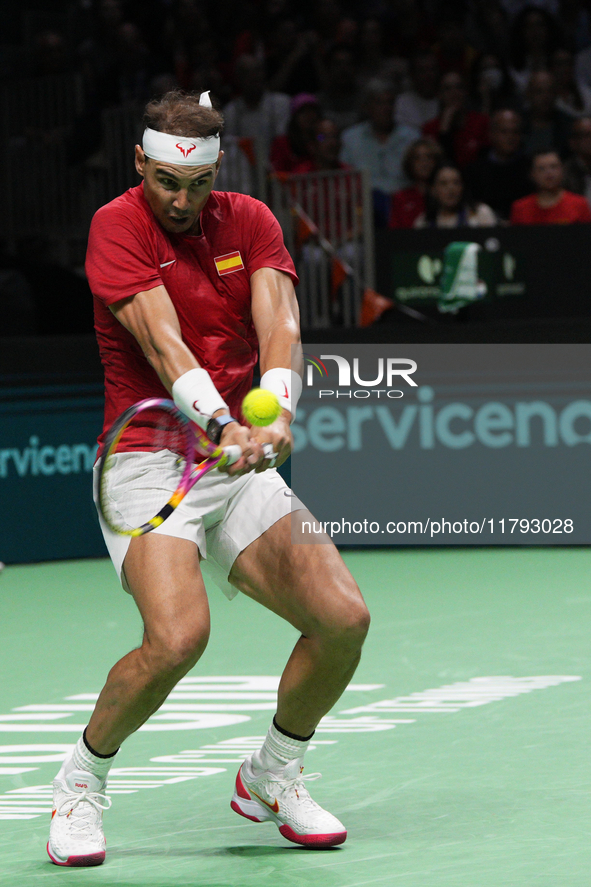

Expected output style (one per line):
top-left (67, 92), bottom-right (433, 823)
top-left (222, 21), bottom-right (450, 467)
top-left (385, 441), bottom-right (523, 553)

top-left (97, 397), bottom-right (242, 537)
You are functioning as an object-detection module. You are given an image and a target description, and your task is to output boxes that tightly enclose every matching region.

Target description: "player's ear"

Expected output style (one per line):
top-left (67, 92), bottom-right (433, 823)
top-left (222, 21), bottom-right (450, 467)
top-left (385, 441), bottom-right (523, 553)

top-left (135, 145), bottom-right (146, 178)
top-left (214, 150), bottom-right (224, 178)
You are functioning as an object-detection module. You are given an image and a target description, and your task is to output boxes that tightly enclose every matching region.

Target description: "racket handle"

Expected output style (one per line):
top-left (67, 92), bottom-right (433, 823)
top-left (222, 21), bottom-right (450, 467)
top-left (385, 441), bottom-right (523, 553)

top-left (222, 444), bottom-right (242, 465)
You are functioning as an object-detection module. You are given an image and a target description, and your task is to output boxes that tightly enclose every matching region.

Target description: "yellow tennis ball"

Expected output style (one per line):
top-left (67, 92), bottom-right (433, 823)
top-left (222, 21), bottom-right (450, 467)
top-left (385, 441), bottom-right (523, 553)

top-left (242, 388), bottom-right (282, 426)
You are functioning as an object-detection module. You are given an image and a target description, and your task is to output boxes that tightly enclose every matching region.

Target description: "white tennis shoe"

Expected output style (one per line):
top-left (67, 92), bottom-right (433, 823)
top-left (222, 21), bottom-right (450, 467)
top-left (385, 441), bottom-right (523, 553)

top-left (47, 768), bottom-right (111, 866)
top-left (231, 755), bottom-right (347, 847)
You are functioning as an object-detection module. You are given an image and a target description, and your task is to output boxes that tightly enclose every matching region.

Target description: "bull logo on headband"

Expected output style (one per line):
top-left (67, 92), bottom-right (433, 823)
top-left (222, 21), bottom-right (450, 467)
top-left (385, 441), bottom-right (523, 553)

top-left (175, 140), bottom-right (197, 158)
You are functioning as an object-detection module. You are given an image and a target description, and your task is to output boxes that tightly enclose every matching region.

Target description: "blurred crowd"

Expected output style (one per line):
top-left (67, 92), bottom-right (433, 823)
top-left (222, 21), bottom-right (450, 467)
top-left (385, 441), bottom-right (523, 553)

top-left (7, 0), bottom-right (591, 235)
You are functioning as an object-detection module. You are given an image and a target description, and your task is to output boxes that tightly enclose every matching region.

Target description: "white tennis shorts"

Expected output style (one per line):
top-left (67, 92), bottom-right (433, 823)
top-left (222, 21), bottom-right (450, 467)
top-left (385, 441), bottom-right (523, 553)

top-left (93, 451), bottom-right (306, 599)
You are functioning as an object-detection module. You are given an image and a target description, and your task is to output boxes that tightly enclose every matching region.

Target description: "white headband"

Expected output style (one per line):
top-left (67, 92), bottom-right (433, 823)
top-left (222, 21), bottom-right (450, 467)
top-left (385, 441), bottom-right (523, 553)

top-left (142, 91), bottom-right (220, 166)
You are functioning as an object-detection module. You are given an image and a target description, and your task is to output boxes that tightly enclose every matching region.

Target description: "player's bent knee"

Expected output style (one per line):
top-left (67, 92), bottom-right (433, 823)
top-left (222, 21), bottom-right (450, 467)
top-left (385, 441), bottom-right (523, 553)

top-left (337, 598), bottom-right (371, 648)
top-left (144, 624), bottom-right (210, 675)
top-left (312, 590), bottom-right (370, 651)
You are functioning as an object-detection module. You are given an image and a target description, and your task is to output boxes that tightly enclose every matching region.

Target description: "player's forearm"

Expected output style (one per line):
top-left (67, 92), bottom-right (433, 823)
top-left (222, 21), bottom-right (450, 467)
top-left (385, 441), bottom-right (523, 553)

top-left (251, 268), bottom-right (302, 378)
top-left (258, 319), bottom-right (302, 378)
top-left (142, 329), bottom-right (200, 395)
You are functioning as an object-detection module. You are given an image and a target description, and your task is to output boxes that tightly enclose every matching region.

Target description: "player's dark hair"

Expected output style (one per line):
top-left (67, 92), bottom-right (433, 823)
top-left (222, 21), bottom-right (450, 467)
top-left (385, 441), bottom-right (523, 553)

top-left (143, 90), bottom-right (224, 139)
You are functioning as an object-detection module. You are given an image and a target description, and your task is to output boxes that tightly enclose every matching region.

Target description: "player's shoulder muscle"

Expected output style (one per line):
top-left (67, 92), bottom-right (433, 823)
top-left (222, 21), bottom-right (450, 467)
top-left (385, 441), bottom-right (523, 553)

top-left (90, 188), bottom-right (149, 238)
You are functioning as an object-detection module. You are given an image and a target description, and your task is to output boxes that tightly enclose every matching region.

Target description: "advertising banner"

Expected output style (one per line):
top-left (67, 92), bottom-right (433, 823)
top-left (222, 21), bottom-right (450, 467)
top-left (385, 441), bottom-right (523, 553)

top-left (0, 385), bottom-right (107, 564)
top-left (291, 345), bottom-right (591, 545)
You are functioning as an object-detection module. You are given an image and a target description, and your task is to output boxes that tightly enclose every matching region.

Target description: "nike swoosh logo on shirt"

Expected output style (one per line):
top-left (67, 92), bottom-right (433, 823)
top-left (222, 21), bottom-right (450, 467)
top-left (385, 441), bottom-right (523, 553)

top-left (284, 490), bottom-right (295, 497)
top-left (160, 260), bottom-right (176, 268)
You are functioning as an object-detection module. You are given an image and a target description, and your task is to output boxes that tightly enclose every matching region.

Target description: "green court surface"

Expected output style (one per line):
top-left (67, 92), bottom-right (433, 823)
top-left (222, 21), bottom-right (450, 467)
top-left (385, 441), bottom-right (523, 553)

top-left (0, 547), bottom-right (590, 886)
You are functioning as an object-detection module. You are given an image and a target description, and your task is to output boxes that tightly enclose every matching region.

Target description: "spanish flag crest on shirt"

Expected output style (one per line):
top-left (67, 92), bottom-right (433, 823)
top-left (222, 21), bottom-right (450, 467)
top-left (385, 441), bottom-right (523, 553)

top-left (214, 251), bottom-right (244, 276)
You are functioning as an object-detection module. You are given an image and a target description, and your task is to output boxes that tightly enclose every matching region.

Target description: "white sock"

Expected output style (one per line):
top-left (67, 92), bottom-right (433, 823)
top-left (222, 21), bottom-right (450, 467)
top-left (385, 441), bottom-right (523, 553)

top-left (251, 720), bottom-right (312, 774)
top-left (59, 732), bottom-right (117, 784)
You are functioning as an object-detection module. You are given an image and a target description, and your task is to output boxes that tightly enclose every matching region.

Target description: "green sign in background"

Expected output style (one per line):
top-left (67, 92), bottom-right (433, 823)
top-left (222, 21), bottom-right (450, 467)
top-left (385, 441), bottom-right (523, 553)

top-left (392, 244), bottom-right (526, 303)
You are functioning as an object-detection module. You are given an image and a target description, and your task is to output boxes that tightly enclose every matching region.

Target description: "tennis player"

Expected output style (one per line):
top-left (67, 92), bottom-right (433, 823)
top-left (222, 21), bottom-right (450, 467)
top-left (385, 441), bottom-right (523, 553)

top-left (47, 90), bottom-right (370, 866)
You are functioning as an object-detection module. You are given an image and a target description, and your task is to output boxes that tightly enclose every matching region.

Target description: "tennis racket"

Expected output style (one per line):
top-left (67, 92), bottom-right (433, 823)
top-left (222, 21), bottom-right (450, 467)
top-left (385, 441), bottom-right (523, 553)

top-left (97, 397), bottom-right (242, 537)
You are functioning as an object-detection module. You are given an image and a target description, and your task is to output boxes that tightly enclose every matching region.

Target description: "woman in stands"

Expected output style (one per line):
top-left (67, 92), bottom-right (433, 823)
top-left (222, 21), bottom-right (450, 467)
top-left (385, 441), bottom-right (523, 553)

top-left (509, 6), bottom-right (562, 94)
top-left (471, 52), bottom-right (517, 117)
top-left (414, 162), bottom-right (496, 228)
top-left (270, 94), bottom-right (322, 173)
top-left (422, 71), bottom-right (490, 168)
top-left (389, 138), bottom-right (443, 228)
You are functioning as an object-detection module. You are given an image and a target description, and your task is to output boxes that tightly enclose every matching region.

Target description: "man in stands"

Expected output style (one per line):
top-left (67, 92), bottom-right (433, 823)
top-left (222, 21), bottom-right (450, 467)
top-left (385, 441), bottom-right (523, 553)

top-left (511, 150), bottom-right (591, 224)
top-left (521, 71), bottom-right (572, 158)
top-left (563, 116), bottom-right (591, 209)
top-left (223, 55), bottom-right (291, 158)
top-left (341, 79), bottom-right (419, 226)
top-left (394, 51), bottom-right (440, 130)
top-left (465, 109), bottom-right (532, 221)
top-left (293, 119), bottom-right (345, 174)
top-left (316, 45), bottom-right (362, 132)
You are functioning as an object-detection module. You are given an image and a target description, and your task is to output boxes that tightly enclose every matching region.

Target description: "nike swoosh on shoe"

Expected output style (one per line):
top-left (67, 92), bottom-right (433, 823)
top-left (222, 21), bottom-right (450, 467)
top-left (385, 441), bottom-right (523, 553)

top-left (251, 789), bottom-right (280, 813)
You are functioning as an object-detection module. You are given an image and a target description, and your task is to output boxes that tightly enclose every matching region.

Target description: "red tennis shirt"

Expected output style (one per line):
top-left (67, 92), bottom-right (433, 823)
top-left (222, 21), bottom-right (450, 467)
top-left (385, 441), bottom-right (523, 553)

top-left (510, 191), bottom-right (591, 225)
top-left (87, 185), bottom-right (298, 447)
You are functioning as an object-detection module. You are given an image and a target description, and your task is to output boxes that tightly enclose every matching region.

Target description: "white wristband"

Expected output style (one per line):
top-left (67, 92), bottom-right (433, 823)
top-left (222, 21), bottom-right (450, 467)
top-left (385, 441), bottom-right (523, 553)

top-left (260, 368), bottom-right (302, 422)
top-left (172, 368), bottom-right (228, 431)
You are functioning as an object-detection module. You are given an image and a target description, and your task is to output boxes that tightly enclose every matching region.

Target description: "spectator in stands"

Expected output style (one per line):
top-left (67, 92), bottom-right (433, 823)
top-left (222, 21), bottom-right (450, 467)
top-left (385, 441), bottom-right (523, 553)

top-left (292, 119), bottom-right (348, 174)
top-left (465, 109), bottom-right (532, 220)
top-left (340, 79), bottom-right (419, 227)
top-left (114, 23), bottom-right (151, 104)
top-left (509, 6), bottom-right (562, 93)
top-left (77, 0), bottom-right (125, 94)
top-left (551, 47), bottom-right (591, 117)
top-left (563, 116), bottom-right (591, 206)
top-left (223, 54), bottom-right (291, 157)
top-left (265, 19), bottom-right (321, 96)
top-left (423, 72), bottom-right (490, 168)
top-left (316, 45), bottom-right (362, 131)
top-left (161, 0), bottom-right (211, 91)
top-left (414, 163), bottom-right (497, 227)
top-left (521, 71), bottom-right (572, 156)
top-left (356, 18), bottom-right (405, 93)
top-left (432, 14), bottom-right (478, 78)
top-left (562, 0), bottom-right (591, 54)
top-left (389, 138), bottom-right (443, 228)
top-left (471, 53), bottom-right (517, 116)
top-left (510, 150), bottom-right (591, 222)
top-left (465, 0), bottom-right (510, 63)
top-left (292, 120), bottom-right (356, 243)
top-left (310, 0), bottom-right (347, 53)
top-left (32, 30), bottom-right (72, 77)
top-left (394, 51), bottom-right (440, 130)
top-left (186, 35), bottom-right (229, 103)
top-left (575, 30), bottom-right (591, 90)
top-left (270, 94), bottom-right (321, 173)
